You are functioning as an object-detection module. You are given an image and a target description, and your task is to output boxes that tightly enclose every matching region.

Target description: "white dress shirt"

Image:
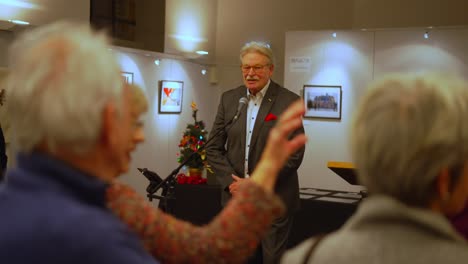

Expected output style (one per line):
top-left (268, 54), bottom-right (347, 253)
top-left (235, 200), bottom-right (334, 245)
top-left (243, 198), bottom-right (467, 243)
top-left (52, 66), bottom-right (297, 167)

top-left (244, 79), bottom-right (270, 178)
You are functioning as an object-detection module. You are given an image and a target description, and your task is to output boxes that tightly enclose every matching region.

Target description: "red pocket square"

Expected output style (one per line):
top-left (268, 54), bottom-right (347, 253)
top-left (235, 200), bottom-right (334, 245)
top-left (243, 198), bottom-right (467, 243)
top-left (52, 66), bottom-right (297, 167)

top-left (265, 113), bottom-right (277, 122)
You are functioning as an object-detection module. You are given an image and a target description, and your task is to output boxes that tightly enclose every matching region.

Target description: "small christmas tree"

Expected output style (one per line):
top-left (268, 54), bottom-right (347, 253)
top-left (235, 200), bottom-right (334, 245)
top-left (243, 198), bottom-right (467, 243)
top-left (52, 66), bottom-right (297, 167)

top-left (177, 102), bottom-right (208, 169)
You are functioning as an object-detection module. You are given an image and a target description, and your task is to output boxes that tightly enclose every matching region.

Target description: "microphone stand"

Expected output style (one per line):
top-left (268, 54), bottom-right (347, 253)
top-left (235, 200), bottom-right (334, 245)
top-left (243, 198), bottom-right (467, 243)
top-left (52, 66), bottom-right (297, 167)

top-left (146, 113), bottom-right (242, 210)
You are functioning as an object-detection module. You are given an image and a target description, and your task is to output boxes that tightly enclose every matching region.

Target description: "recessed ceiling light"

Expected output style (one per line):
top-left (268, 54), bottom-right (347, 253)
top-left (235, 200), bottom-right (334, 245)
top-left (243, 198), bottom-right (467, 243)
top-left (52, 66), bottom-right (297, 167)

top-left (196, 50), bottom-right (209, 55)
top-left (0, 0), bottom-right (38, 9)
top-left (8, 19), bottom-right (29, 25)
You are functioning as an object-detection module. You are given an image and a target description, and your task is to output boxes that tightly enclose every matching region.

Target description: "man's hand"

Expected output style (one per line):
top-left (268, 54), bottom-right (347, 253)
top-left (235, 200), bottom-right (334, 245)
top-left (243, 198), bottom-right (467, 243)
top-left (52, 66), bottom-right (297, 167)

top-left (228, 175), bottom-right (245, 195)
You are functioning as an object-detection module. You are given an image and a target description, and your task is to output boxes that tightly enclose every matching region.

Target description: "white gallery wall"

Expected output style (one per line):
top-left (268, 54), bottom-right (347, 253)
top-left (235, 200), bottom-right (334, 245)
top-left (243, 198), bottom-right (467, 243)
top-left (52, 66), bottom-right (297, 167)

top-left (284, 28), bottom-right (468, 192)
top-left (374, 29), bottom-right (468, 78)
top-left (0, 31), bottom-right (13, 68)
top-left (111, 49), bottom-right (220, 197)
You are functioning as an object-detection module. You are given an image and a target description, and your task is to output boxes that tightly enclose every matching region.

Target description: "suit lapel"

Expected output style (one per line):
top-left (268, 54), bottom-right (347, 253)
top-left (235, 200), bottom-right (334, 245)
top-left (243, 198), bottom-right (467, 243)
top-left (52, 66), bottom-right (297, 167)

top-left (227, 86), bottom-right (247, 158)
top-left (233, 87), bottom-right (247, 157)
top-left (249, 81), bottom-right (279, 149)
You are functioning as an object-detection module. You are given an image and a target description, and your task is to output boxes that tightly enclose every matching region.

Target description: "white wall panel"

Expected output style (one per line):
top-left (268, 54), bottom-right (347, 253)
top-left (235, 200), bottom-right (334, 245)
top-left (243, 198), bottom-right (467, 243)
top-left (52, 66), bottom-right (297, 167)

top-left (285, 27), bottom-right (468, 192)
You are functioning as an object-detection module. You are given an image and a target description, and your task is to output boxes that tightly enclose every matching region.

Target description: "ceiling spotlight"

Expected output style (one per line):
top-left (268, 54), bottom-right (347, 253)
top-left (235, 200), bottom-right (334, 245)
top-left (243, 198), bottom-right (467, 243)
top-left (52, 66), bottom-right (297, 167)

top-left (1, 0), bottom-right (38, 9)
top-left (196, 50), bottom-right (209, 55)
top-left (154, 59), bottom-right (160, 66)
top-left (332, 32), bottom-right (337, 38)
top-left (201, 69), bottom-right (207, 75)
top-left (424, 31), bottom-right (429, 39)
top-left (8, 19), bottom-right (29, 25)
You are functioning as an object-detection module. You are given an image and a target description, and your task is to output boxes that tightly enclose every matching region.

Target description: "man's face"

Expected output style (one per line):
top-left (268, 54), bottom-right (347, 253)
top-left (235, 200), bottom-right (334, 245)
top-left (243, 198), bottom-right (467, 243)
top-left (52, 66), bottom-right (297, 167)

top-left (241, 52), bottom-right (274, 95)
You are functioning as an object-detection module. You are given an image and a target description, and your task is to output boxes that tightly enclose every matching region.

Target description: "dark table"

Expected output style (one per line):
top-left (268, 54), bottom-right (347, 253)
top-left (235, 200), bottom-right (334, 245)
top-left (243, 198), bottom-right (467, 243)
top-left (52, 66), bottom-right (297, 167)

top-left (165, 184), bottom-right (222, 225)
top-left (288, 187), bottom-right (361, 247)
top-left (165, 184), bottom-right (361, 247)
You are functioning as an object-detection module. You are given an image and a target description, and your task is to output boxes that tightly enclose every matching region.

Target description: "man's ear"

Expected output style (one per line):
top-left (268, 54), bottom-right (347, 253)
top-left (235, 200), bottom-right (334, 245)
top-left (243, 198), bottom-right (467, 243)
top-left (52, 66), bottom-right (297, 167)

top-left (268, 64), bottom-right (274, 76)
top-left (435, 168), bottom-right (452, 202)
top-left (100, 102), bottom-right (117, 147)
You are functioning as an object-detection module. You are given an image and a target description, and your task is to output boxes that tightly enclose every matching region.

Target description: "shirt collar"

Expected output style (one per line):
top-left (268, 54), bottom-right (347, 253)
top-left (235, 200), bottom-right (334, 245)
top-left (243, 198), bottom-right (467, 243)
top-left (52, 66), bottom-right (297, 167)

top-left (247, 79), bottom-right (271, 100)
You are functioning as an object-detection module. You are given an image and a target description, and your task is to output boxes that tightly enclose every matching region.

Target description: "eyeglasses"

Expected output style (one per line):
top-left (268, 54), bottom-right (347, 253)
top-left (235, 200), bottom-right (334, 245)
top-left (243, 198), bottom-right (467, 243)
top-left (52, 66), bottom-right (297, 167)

top-left (240, 64), bottom-right (270, 73)
top-left (132, 118), bottom-right (144, 129)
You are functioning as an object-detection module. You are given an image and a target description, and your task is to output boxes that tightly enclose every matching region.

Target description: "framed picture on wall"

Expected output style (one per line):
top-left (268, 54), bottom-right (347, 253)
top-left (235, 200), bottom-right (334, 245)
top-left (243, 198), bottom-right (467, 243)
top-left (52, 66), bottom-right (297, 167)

top-left (159, 80), bottom-right (184, 114)
top-left (121, 72), bottom-right (133, 84)
top-left (303, 85), bottom-right (342, 120)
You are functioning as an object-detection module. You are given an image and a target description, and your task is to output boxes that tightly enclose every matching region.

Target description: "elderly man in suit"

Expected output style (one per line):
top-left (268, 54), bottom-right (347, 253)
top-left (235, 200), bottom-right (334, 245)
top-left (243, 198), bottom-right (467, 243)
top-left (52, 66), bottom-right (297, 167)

top-left (207, 41), bottom-right (305, 264)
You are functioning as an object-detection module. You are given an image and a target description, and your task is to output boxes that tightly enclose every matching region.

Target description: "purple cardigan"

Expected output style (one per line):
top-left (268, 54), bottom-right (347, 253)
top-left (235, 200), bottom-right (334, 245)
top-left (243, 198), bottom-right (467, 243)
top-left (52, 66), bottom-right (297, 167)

top-left (0, 152), bottom-right (158, 264)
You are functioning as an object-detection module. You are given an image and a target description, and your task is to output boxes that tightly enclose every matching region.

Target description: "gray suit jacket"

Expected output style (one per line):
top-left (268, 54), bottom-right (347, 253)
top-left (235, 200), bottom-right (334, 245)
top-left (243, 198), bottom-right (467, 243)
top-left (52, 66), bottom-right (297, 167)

top-left (206, 80), bottom-right (305, 213)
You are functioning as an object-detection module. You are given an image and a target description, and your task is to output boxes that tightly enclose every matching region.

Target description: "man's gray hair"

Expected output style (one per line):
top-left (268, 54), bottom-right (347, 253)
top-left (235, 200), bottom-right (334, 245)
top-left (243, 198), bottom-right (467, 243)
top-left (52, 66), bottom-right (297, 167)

top-left (351, 73), bottom-right (468, 207)
top-left (240, 41), bottom-right (275, 65)
top-left (6, 21), bottom-right (123, 154)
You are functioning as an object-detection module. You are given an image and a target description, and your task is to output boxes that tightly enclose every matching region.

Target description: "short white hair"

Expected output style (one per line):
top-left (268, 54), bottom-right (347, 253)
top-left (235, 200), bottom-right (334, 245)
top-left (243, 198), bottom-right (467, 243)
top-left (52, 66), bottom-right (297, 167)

top-left (6, 21), bottom-right (123, 153)
top-left (240, 41), bottom-right (275, 65)
top-left (352, 73), bottom-right (468, 207)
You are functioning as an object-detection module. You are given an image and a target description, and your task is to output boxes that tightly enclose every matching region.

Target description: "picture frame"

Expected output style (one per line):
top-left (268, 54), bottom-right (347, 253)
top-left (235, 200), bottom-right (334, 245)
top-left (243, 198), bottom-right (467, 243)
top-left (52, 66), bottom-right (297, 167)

top-left (303, 85), bottom-right (342, 120)
top-left (121, 72), bottom-right (133, 84)
top-left (159, 80), bottom-right (184, 114)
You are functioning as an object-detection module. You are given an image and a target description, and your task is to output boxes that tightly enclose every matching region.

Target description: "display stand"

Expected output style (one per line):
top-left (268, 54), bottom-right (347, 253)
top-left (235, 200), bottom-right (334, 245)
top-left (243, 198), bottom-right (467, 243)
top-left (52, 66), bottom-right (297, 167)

top-left (327, 161), bottom-right (358, 185)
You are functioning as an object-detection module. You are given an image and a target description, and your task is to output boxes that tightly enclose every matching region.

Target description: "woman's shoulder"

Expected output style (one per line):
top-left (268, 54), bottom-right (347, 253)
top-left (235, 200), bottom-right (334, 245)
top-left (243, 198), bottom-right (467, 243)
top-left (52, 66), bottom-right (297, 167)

top-left (281, 237), bottom-right (319, 263)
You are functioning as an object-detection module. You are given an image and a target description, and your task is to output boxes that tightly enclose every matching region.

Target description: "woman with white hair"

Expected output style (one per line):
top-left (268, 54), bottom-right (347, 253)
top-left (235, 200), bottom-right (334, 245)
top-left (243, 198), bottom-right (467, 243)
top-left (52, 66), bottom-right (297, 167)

top-left (282, 73), bottom-right (468, 263)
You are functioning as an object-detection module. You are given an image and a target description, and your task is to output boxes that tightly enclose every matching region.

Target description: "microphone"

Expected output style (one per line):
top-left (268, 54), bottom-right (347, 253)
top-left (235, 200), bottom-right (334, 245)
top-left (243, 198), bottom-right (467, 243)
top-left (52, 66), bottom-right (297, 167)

top-left (233, 97), bottom-right (249, 120)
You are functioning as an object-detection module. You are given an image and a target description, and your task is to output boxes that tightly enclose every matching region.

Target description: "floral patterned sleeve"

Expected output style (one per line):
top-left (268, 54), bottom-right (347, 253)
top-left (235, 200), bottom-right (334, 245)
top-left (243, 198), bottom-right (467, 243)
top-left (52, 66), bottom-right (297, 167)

top-left (106, 181), bottom-right (285, 264)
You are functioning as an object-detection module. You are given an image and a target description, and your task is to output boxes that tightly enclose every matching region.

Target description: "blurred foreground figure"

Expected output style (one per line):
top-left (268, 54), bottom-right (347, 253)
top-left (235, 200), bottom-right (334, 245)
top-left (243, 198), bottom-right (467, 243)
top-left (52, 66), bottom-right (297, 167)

top-left (283, 73), bottom-right (468, 263)
top-left (0, 22), bottom-right (158, 263)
